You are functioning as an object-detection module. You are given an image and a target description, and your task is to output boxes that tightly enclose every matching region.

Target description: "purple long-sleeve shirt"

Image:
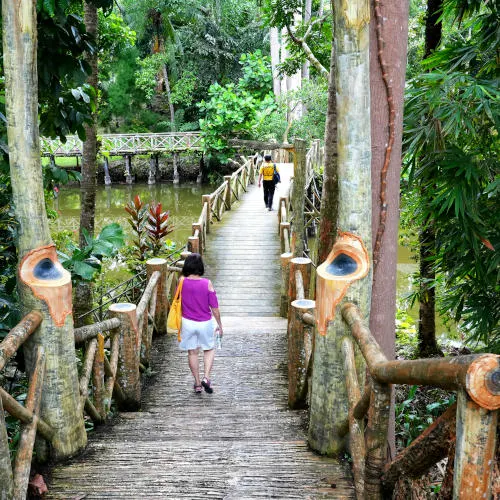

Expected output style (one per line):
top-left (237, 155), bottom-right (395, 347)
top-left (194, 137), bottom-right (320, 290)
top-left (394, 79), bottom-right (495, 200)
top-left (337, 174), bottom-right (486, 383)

top-left (181, 278), bottom-right (219, 322)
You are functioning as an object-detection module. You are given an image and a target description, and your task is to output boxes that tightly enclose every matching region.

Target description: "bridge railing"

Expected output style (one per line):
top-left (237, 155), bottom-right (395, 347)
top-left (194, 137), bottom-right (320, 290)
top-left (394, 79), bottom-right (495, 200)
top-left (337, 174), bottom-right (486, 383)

top-left (0, 312), bottom-right (52, 498)
top-left (339, 303), bottom-right (499, 499)
top-left (187, 156), bottom-right (254, 255)
top-left (40, 132), bottom-right (202, 156)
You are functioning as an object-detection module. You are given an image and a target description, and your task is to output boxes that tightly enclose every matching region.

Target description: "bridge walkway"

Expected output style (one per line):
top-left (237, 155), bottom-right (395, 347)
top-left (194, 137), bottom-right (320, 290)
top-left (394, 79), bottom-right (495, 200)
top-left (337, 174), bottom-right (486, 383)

top-left (47, 164), bottom-right (354, 498)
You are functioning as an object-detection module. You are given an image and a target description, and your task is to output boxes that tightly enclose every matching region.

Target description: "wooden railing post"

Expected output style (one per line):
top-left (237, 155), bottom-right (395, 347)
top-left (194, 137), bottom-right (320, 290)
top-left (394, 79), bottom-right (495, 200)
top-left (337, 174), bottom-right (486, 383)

top-left (249, 158), bottom-right (255, 184)
top-left (103, 156), bottom-right (111, 186)
top-left (188, 233), bottom-right (200, 254)
top-left (92, 333), bottom-right (106, 419)
top-left (109, 303), bottom-right (141, 410)
top-left (146, 258), bottom-right (168, 335)
top-left (291, 138), bottom-right (307, 256)
top-left (202, 195), bottom-right (211, 232)
top-left (0, 394), bottom-right (14, 499)
top-left (280, 252), bottom-right (293, 318)
top-left (192, 223), bottom-right (203, 255)
top-left (280, 222), bottom-right (290, 255)
top-left (125, 155), bottom-right (133, 184)
top-left (453, 389), bottom-right (498, 498)
top-left (224, 176), bottom-right (232, 210)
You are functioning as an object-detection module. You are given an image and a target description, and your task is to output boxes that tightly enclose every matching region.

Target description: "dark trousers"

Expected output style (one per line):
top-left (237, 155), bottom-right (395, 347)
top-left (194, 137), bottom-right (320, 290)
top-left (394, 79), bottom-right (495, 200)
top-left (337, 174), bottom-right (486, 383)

top-left (263, 180), bottom-right (276, 209)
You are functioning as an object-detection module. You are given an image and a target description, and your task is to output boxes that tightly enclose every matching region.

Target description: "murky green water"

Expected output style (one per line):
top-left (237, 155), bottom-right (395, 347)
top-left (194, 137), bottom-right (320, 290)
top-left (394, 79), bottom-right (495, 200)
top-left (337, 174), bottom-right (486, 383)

top-left (51, 182), bottom-right (215, 248)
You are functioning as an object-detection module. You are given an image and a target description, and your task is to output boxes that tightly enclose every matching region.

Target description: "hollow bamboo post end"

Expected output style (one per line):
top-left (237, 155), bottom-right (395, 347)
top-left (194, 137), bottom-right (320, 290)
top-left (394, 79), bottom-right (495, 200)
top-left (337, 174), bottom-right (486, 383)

top-left (466, 354), bottom-right (500, 410)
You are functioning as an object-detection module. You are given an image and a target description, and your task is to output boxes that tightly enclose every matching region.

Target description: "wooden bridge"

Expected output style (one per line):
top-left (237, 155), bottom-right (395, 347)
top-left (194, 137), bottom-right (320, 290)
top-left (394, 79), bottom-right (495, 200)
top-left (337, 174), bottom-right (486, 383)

top-left (1, 141), bottom-right (499, 499)
top-left (44, 160), bottom-right (354, 498)
top-left (40, 132), bottom-right (202, 157)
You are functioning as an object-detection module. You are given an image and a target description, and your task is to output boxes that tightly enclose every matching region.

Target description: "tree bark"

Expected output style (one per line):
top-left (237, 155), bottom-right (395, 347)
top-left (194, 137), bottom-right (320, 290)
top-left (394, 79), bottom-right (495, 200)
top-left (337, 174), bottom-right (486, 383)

top-left (302, 0), bottom-right (312, 81)
top-left (317, 40), bottom-right (338, 264)
top-left (424, 0), bottom-right (443, 58)
top-left (270, 27), bottom-right (281, 96)
top-left (369, 0), bottom-right (410, 455)
top-left (75, 1), bottom-right (99, 325)
top-left (162, 64), bottom-right (176, 131)
top-left (2, 0), bottom-right (86, 459)
top-left (417, 0), bottom-right (443, 357)
top-left (309, 0), bottom-right (372, 456)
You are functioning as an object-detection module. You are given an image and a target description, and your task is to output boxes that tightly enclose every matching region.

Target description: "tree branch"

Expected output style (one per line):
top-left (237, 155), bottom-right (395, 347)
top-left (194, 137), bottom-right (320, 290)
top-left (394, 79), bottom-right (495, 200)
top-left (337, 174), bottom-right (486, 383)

top-left (286, 25), bottom-right (329, 77)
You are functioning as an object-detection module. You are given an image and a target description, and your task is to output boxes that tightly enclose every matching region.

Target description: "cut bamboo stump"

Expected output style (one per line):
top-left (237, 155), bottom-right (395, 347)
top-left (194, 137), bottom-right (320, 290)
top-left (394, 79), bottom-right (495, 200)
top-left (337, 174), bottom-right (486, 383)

top-left (109, 303), bottom-right (141, 411)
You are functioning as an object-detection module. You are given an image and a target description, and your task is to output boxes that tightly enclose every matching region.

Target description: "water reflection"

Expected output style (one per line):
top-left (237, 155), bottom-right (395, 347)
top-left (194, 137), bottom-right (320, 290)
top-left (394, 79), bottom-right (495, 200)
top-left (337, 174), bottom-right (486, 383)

top-left (50, 182), bottom-right (215, 248)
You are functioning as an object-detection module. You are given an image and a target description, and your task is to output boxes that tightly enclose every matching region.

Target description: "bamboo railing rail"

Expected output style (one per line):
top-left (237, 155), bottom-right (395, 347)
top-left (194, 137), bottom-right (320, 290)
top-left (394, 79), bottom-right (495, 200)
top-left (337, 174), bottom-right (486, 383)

top-left (340, 302), bottom-right (500, 499)
top-left (0, 312), bottom-right (55, 499)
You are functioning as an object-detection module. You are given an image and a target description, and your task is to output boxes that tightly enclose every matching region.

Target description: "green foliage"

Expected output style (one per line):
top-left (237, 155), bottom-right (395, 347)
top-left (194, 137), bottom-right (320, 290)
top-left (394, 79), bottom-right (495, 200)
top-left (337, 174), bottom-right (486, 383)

top-left (402, 1), bottom-right (500, 351)
top-left (396, 385), bottom-right (456, 448)
top-left (198, 51), bottom-right (275, 159)
top-left (0, 175), bottom-right (19, 341)
top-left (135, 53), bottom-right (169, 102)
top-left (37, 4), bottom-right (95, 140)
top-left (58, 223), bottom-right (125, 282)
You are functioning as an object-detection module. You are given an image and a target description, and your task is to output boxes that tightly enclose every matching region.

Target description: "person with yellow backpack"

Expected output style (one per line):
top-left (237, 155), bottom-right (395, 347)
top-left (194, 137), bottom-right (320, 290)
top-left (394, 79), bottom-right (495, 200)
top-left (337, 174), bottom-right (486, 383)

top-left (258, 154), bottom-right (280, 211)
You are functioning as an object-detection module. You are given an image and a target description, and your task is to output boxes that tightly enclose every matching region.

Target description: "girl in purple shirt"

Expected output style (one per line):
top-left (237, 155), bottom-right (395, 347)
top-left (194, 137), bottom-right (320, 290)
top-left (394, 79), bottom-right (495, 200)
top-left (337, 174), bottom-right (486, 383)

top-left (179, 253), bottom-right (223, 394)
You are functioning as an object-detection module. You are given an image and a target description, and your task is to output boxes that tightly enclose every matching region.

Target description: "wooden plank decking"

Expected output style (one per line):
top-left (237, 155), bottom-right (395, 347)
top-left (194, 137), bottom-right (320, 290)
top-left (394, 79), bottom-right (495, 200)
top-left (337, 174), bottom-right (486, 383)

top-left (46, 165), bottom-right (354, 498)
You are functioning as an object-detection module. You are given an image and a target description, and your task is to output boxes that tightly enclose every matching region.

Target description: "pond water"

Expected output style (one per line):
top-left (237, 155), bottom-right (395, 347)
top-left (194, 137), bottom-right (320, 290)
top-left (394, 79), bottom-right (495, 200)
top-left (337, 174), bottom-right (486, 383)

top-left (51, 182), bottom-right (215, 249)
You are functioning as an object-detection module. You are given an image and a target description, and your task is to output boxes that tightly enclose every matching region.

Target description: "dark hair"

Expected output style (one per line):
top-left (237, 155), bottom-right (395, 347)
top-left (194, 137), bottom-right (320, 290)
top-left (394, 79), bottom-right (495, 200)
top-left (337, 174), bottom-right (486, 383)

top-left (182, 253), bottom-right (204, 277)
top-left (264, 154), bottom-right (272, 161)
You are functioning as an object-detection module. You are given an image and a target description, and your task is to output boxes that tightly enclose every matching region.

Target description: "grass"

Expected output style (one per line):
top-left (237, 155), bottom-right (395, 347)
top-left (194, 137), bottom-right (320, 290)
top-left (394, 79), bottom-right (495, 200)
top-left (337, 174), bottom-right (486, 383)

top-left (42, 156), bottom-right (123, 168)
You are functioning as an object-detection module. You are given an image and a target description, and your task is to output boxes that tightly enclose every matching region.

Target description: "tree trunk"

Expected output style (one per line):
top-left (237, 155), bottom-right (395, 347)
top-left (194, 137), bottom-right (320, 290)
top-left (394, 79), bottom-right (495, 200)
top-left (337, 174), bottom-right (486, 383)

top-left (417, 0), bottom-right (443, 357)
top-left (75, 1), bottom-right (99, 325)
top-left (317, 41), bottom-right (338, 264)
top-left (424, 0), bottom-right (443, 58)
top-left (270, 27), bottom-right (281, 96)
top-left (302, 0), bottom-right (312, 82)
top-left (309, 0), bottom-right (372, 456)
top-left (2, 0), bottom-right (86, 459)
top-left (369, 0), bottom-right (410, 455)
top-left (162, 65), bottom-right (176, 131)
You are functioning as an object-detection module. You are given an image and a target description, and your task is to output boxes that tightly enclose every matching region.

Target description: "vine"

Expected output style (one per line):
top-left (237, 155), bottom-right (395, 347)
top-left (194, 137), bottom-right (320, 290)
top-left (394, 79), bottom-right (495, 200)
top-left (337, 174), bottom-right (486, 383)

top-left (372, 0), bottom-right (396, 271)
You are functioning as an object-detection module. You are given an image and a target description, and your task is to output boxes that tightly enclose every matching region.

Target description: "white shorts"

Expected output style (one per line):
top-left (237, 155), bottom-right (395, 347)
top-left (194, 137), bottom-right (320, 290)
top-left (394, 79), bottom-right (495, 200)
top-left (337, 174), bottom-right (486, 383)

top-left (179, 317), bottom-right (215, 351)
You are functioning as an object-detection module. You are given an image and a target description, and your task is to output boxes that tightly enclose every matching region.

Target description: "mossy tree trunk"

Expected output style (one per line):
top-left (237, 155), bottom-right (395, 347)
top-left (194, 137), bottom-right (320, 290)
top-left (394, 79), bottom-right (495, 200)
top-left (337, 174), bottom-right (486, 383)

top-left (309, 0), bottom-right (372, 456)
top-left (317, 39), bottom-right (338, 264)
top-left (75, 0), bottom-right (99, 325)
top-left (2, 0), bottom-right (86, 460)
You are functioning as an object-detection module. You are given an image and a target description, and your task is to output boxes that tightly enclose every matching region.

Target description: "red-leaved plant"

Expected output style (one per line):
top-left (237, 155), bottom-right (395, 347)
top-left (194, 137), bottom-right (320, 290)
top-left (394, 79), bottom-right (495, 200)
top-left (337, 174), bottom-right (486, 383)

top-left (125, 195), bottom-right (148, 261)
top-left (146, 202), bottom-right (174, 256)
